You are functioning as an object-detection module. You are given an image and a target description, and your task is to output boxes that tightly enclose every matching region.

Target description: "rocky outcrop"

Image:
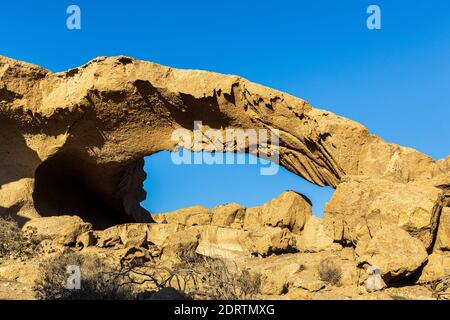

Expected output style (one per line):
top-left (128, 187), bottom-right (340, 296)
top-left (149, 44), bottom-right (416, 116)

top-left (97, 223), bottom-right (150, 248)
top-left (160, 228), bottom-right (201, 261)
top-left (435, 207), bottom-right (450, 251)
top-left (210, 203), bottom-right (245, 229)
top-left (23, 215), bottom-right (92, 246)
top-left (1, 55), bottom-right (450, 292)
top-left (154, 191), bottom-right (310, 258)
top-left (357, 225), bottom-right (428, 281)
top-left (0, 55), bottom-right (448, 230)
top-left (418, 252), bottom-right (450, 283)
top-left (5, 209), bottom-right (442, 300)
top-left (48, 191), bottom-right (312, 259)
top-left (324, 176), bottom-right (443, 249)
top-left (195, 226), bottom-right (251, 257)
top-left (152, 206), bottom-right (212, 226)
top-left (243, 191), bottom-right (311, 234)
top-left (296, 216), bottom-right (334, 252)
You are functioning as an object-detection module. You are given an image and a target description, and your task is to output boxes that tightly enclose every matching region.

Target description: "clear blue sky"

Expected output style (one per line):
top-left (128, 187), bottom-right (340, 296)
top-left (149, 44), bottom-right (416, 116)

top-left (1, 1), bottom-right (449, 215)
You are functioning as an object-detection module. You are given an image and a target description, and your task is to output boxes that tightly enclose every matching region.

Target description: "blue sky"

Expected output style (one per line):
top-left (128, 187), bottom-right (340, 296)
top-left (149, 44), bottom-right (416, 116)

top-left (1, 1), bottom-right (449, 215)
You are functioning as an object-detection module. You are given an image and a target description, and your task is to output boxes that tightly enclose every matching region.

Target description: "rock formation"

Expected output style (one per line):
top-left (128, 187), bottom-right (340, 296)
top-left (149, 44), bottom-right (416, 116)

top-left (1, 55), bottom-right (450, 298)
top-left (1, 55), bottom-right (448, 225)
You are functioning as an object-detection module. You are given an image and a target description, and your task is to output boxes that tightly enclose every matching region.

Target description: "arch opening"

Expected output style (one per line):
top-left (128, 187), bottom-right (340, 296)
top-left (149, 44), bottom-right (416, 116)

top-left (141, 149), bottom-right (335, 216)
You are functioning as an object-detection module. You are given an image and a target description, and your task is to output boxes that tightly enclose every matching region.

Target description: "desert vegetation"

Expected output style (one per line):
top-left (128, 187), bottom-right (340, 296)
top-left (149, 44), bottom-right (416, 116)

top-left (318, 258), bottom-right (342, 286)
top-left (32, 252), bottom-right (261, 300)
top-left (0, 216), bottom-right (42, 259)
top-left (33, 252), bottom-right (132, 300)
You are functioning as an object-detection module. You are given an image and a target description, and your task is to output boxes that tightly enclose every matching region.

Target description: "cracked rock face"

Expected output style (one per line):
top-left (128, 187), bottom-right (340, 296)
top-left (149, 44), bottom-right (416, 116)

top-left (357, 225), bottom-right (429, 281)
top-left (0, 54), bottom-right (449, 253)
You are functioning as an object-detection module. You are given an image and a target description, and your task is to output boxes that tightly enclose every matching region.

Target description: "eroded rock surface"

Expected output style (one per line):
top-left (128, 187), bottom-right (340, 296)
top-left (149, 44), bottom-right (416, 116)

top-left (357, 225), bottom-right (428, 281)
top-left (435, 207), bottom-right (450, 251)
top-left (0, 55), bottom-right (448, 229)
top-left (23, 215), bottom-right (92, 246)
top-left (1, 55), bottom-right (449, 299)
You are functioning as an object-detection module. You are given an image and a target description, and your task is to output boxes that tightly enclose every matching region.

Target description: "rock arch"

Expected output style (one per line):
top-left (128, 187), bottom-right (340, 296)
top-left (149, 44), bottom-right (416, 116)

top-left (0, 55), bottom-right (448, 235)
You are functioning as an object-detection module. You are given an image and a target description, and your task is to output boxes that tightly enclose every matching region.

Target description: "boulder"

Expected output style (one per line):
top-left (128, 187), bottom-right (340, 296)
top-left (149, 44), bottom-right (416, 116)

top-left (339, 260), bottom-right (359, 287)
top-left (0, 179), bottom-right (39, 221)
top-left (152, 206), bottom-right (212, 226)
top-left (291, 271), bottom-right (326, 292)
top-left (418, 252), bottom-right (450, 283)
top-left (357, 225), bottom-right (428, 280)
top-left (97, 223), bottom-right (150, 248)
top-left (296, 216), bottom-right (334, 252)
top-left (243, 191), bottom-right (312, 234)
top-left (211, 203), bottom-right (245, 228)
top-left (147, 223), bottom-right (184, 246)
top-left (196, 226), bottom-right (251, 258)
top-left (247, 227), bottom-right (296, 257)
top-left (435, 207), bottom-right (450, 251)
top-left (258, 262), bottom-right (301, 295)
top-left (22, 216), bottom-right (92, 246)
top-left (324, 176), bottom-right (442, 248)
top-left (161, 228), bottom-right (200, 260)
top-left (76, 231), bottom-right (95, 249)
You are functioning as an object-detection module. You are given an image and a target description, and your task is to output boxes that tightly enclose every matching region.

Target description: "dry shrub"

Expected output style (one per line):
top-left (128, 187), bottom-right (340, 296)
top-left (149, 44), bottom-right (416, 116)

top-left (34, 253), bottom-right (134, 300)
top-left (318, 257), bottom-right (342, 286)
top-left (34, 251), bottom-right (261, 300)
top-left (181, 255), bottom-right (262, 300)
top-left (0, 216), bottom-right (42, 259)
top-left (106, 254), bottom-right (261, 300)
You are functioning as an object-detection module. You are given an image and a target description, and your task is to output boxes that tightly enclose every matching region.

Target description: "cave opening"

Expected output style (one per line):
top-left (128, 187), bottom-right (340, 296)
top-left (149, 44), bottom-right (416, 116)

top-left (141, 150), bottom-right (335, 216)
top-left (32, 153), bottom-right (133, 230)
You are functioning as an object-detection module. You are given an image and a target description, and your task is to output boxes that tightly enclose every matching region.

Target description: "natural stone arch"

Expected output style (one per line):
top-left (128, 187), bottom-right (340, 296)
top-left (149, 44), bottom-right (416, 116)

top-left (0, 55), bottom-right (448, 228)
